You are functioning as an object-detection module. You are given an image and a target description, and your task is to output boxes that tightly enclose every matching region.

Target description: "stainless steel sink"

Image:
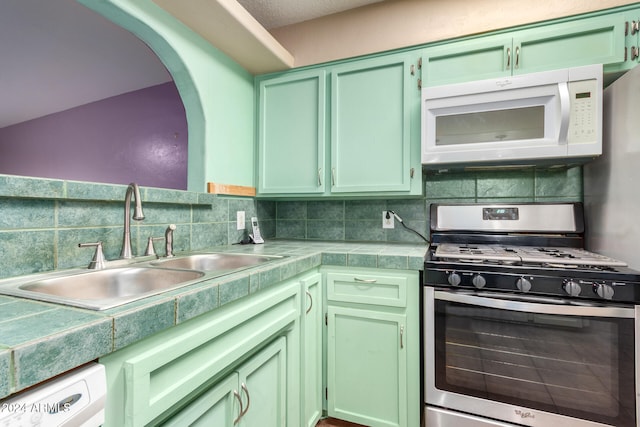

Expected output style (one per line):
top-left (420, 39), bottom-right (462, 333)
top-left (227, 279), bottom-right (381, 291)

top-left (150, 253), bottom-right (283, 271)
top-left (0, 267), bottom-right (204, 310)
top-left (0, 253), bottom-right (284, 311)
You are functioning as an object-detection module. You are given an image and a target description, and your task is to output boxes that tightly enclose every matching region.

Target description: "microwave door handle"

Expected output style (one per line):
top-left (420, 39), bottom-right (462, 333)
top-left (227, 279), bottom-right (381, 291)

top-left (557, 81), bottom-right (571, 145)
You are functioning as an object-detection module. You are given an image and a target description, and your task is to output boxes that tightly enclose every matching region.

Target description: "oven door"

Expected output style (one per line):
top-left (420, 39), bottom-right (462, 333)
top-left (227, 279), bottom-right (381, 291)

top-left (424, 288), bottom-right (638, 427)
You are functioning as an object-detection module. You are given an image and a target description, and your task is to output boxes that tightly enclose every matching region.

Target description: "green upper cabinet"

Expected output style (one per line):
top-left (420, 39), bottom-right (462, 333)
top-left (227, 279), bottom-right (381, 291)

top-left (616, 9), bottom-right (640, 73)
top-left (421, 34), bottom-right (513, 86)
top-left (422, 12), bottom-right (629, 86)
top-left (257, 70), bottom-right (326, 195)
top-left (513, 13), bottom-right (626, 74)
top-left (330, 54), bottom-right (419, 195)
top-left (256, 52), bottom-right (422, 198)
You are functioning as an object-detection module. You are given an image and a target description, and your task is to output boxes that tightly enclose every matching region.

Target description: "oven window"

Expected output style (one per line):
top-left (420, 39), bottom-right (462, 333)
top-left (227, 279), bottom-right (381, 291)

top-left (434, 300), bottom-right (636, 426)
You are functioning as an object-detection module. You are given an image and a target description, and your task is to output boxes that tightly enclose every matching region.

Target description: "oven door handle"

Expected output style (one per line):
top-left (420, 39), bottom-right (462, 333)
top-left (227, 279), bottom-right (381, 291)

top-left (434, 290), bottom-right (636, 318)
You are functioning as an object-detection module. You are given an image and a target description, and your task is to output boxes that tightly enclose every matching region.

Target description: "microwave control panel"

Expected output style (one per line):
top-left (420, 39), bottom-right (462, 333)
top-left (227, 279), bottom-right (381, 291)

top-left (567, 79), bottom-right (598, 144)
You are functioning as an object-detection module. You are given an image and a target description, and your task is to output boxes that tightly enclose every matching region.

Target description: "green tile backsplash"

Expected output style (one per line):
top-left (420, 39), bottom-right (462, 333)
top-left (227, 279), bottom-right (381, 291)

top-left (272, 167), bottom-right (583, 242)
top-left (0, 175), bottom-right (259, 280)
top-left (0, 167), bottom-right (582, 279)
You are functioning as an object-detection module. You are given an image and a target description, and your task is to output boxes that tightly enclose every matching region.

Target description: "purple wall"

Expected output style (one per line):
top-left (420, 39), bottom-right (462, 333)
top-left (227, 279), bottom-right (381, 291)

top-left (0, 81), bottom-right (188, 190)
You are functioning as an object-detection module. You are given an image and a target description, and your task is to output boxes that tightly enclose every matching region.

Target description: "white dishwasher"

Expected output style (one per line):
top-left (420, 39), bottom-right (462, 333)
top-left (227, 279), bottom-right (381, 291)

top-left (0, 363), bottom-right (106, 427)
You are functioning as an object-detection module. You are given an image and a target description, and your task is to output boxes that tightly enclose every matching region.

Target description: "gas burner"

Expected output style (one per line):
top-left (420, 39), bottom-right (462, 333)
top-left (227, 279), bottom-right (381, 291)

top-left (543, 262), bottom-right (579, 269)
top-left (535, 248), bottom-right (577, 260)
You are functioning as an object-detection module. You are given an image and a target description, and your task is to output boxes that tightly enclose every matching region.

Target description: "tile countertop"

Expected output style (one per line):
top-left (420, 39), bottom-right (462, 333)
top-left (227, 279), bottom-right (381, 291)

top-left (0, 240), bottom-right (427, 400)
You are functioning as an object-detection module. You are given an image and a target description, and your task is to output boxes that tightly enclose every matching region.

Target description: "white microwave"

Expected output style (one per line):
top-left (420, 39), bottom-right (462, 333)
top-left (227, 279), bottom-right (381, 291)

top-left (421, 64), bottom-right (602, 169)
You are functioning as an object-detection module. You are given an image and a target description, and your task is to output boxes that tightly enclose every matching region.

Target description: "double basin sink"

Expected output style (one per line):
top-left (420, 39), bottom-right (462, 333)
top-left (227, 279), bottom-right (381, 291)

top-left (0, 253), bottom-right (284, 310)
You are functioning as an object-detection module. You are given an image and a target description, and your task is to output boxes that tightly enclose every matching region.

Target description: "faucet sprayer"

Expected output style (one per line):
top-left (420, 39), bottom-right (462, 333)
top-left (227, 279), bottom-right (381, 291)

top-left (165, 224), bottom-right (176, 258)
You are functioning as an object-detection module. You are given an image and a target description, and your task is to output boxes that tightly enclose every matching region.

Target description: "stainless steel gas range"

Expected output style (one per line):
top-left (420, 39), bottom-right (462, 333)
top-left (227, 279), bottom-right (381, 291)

top-left (423, 203), bottom-right (640, 427)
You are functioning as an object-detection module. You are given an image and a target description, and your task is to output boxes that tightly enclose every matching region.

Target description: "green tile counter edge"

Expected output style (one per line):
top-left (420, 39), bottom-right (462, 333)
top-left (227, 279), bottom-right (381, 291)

top-left (0, 239), bottom-right (427, 399)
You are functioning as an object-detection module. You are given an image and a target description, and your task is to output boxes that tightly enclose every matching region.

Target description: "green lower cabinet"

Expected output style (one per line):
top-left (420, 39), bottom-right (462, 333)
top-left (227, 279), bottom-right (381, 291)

top-left (327, 306), bottom-right (407, 427)
top-left (97, 266), bottom-right (419, 427)
top-left (161, 374), bottom-right (239, 426)
top-left (324, 267), bottom-right (420, 427)
top-left (161, 337), bottom-right (287, 427)
top-left (99, 279), bottom-right (301, 427)
top-left (236, 337), bottom-right (288, 426)
top-left (301, 273), bottom-right (323, 427)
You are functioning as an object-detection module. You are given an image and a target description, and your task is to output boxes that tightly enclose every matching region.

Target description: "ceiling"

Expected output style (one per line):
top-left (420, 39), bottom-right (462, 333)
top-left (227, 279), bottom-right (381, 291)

top-left (236, 0), bottom-right (385, 29)
top-left (1, 0), bottom-right (383, 128)
top-left (1, 0), bottom-right (171, 128)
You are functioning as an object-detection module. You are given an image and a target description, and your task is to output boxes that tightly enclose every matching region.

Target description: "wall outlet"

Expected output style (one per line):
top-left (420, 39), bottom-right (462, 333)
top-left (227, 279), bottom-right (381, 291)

top-left (236, 211), bottom-right (245, 230)
top-left (382, 211), bottom-right (394, 229)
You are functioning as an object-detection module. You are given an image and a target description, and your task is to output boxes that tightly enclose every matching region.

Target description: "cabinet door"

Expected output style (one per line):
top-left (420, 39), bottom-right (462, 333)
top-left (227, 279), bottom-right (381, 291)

top-left (160, 374), bottom-right (241, 427)
top-left (257, 70), bottom-right (326, 194)
top-left (302, 273), bottom-right (322, 427)
top-left (238, 337), bottom-right (287, 427)
top-left (330, 54), bottom-right (415, 194)
top-left (327, 306), bottom-right (407, 427)
top-left (421, 34), bottom-right (513, 87)
top-left (514, 13), bottom-right (627, 74)
top-left (608, 10), bottom-right (640, 74)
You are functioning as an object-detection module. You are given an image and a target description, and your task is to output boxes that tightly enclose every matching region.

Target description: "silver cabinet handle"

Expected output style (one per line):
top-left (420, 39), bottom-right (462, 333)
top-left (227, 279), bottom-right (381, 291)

top-left (317, 168), bottom-right (322, 186)
top-left (240, 383), bottom-right (250, 417)
top-left (354, 277), bottom-right (377, 284)
top-left (331, 168), bottom-right (336, 186)
top-left (233, 390), bottom-right (244, 425)
top-left (306, 290), bottom-right (313, 314)
top-left (515, 46), bottom-right (520, 69)
top-left (632, 46), bottom-right (640, 61)
top-left (400, 325), bottom-right (404, 349)
top-left (506, 47), bottom-right (511, 69)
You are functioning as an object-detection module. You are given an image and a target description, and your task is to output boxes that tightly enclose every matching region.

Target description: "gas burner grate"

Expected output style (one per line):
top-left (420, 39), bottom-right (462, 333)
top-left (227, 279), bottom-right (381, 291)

top-left (434, 243), bottom-right (628, 268)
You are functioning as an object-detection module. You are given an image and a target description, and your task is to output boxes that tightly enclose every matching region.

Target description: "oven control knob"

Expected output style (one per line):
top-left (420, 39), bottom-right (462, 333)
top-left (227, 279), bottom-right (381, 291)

top-left (516, 277), bottom-right (532, 293)
top-left (472, 274), bottom-right (486, 289)
top-left (563, 280), bottom-right (581, 297)
top-left (447, 272), bottom-right (462, 286)
top-left (595, 283), bottom-right (615, 300)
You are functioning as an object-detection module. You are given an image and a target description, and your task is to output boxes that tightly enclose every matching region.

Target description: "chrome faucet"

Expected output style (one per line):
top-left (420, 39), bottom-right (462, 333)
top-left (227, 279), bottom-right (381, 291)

top-left (120, 183), bottom-right (145, 259)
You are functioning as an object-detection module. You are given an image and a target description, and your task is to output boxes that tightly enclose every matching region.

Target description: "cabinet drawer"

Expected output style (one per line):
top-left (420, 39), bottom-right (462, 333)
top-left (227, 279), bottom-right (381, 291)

top-left (326, 272), bottom-right (408, 307)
